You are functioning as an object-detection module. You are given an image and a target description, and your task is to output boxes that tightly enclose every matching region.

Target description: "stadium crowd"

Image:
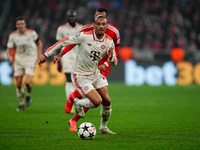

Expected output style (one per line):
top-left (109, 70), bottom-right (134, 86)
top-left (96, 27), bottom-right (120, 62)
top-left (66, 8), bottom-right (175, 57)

top-left (0, 0), bottom-right (200, 52)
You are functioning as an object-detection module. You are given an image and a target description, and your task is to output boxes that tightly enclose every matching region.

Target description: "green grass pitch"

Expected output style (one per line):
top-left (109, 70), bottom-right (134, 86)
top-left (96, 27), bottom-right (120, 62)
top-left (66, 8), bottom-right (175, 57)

top-left (0, 83), bottom-right (200, 150)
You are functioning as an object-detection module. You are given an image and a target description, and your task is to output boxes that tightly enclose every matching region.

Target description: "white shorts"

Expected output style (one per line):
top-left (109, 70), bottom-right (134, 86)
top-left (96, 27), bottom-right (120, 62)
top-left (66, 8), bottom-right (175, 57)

top-left (14, 60), bottom-right (36, 76)
top-left (72, 71), bottom-right (108, 96)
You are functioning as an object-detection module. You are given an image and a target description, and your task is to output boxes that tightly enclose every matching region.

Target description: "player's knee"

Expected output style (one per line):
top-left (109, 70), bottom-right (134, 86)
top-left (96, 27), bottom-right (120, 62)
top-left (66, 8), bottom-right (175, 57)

top-left (17, 85), bottom-right (22, 89)
top-left (102, 100), bottom-right (111, 106)
top-left (102, 95), bottom-right (111, 106)
top-left (92, 97), bottom-right (102, 107)
top-left (25, 83), bottom-right (31, 87)
top-left (102, 98), bottom-right (111, 106)
top-left (24, 80), bottom-right (31, 85)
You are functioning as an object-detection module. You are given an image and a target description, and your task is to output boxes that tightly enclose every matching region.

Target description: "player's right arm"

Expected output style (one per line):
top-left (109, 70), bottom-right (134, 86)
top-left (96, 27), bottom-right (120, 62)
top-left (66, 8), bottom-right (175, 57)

top-left (6, 34), bottom-right (15, 64)
top-left (61, 23), bottom-right (93, 54)
top-left (6, 47), bottom-right (14, 64)
top-left (39, 32), bottom-right (83, 65)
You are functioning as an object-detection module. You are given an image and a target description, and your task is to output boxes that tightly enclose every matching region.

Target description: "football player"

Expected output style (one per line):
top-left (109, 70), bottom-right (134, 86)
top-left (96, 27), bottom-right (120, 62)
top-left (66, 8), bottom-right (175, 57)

top-left (39, 15), bottom-right (118, 134)
top-left (56, 10), bottom-right (83, 113)
top-left (6, 17), bottom-right (43, 111)
top-left (64, 8), bottom-right (120, 133)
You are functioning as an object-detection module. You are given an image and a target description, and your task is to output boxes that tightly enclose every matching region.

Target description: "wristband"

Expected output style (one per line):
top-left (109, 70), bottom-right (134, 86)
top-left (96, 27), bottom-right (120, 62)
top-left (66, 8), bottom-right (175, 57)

top-left (104, 62), bottom-right (109, 67)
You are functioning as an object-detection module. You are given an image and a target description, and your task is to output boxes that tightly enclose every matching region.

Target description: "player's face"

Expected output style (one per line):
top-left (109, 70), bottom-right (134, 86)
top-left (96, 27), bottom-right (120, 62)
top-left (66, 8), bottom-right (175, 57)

top-left (94, 11), bottom-right (109, 21)
top-left (68, 15), bottom-right (76, 24)
top-left (94, 18), bottom-right (107, 36)
top-left (16, 20), bottom-right (26, 33)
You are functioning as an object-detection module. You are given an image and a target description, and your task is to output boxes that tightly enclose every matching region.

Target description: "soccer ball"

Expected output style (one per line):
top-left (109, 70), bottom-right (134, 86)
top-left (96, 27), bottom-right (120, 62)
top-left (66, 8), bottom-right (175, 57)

top-left (78, 122), bottom-right (96, 140)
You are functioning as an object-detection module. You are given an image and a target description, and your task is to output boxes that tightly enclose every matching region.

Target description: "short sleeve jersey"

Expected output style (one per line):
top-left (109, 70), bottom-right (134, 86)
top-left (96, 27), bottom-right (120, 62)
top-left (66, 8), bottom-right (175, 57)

top-left (80, 23), bottom-right (120, 65)
top-left (56, 23), bottom-right (83, 61)
top-left (7, 29), bottom-right (38, 62)
top-left (45, 30), bottom-right (115, 76)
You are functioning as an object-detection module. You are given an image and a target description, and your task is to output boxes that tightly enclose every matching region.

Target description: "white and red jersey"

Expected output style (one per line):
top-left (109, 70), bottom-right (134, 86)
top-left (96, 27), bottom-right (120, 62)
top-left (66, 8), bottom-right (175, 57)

top-left (62, 22), bottom-right (120, 78)
top-left (45, 29), bottom-right (116, 76)
top-left (56, 22), bottom-right (83, 73)
top-left (80, 23), bottom-right (120, 49)
top-left (7, 29), bottom-right (39, 62)
top-left (56, 23), bottom-right (83, 40)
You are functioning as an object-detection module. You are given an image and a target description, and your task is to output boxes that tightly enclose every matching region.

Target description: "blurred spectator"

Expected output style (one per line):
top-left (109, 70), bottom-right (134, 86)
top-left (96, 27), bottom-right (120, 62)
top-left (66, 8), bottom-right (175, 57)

top-left (0, 0), bottom-right (200, 53)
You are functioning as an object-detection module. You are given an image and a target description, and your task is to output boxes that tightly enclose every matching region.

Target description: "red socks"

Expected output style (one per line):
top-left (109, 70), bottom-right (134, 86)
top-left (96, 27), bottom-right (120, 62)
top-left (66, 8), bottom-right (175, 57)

top-left (71, 89), bottom-right (89, 122)
top-left (73, 89), bottom-right (83, 99)
top-left (72, 107), bottom-right (89, 122)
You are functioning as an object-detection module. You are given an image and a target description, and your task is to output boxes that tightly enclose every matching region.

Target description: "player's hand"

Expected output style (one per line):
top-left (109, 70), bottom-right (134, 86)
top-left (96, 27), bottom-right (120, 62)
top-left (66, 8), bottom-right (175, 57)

top-left (57, 61), bottom-right (62, 72)
top-left (9, 57), bottom-right (14, 64)
top-left (53, 55), bottom-right (62, 64)
top-left (38, 54), bottom-right (47, 66)
top-left (107, 47), bottom-right (114, 59)
top-left (53, 51), bottom-right (65, 64)
top-left (98, 64), bottom-right (107, 72)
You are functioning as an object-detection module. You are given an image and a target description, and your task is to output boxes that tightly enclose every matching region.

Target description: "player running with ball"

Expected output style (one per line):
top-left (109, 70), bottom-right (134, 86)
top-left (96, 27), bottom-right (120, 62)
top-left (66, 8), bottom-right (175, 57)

top-left (62, 8), bottom-right (120, 134)
top-left (39, 15), bottom-right (118, 134)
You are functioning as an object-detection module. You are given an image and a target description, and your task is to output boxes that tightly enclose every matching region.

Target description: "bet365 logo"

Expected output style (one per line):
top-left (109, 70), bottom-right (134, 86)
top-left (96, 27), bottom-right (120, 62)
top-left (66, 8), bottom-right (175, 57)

top-left (125, 60), bottom-right (200, 86)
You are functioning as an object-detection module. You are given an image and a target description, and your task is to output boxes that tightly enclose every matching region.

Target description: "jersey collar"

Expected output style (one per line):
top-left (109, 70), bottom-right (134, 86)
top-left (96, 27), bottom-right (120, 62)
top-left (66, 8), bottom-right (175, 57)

top-left (92, 29), bottom-right (105, 42)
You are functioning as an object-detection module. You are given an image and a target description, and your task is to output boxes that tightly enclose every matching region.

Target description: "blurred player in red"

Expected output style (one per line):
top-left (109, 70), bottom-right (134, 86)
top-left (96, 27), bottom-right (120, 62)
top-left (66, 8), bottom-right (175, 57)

top-left (64, 8), bottom-right (120, 133)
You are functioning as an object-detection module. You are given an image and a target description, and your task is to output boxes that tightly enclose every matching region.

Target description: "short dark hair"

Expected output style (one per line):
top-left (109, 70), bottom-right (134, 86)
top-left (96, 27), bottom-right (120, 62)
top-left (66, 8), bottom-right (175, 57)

top-left (67, 9), bottom-right (77, 16)
top-left (95, 7), bottom-right (108, 17)
top-left (15, 16), bottom-right (26, 23)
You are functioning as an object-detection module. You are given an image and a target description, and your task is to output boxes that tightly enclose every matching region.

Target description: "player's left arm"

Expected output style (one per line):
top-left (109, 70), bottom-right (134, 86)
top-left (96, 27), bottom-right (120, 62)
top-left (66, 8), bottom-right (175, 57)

top-left (32, 31), bottom-right (43, 62)
top-left (100, 29), bottom-right (120, 69)
top-left (107, 43), bottom-right (118, 67)
top-left (36, 39), bottom-right (43, 61)
top-left (103, 44), bottom-right (119, 67)
top-left (39, 31), bottom-right (83, 65)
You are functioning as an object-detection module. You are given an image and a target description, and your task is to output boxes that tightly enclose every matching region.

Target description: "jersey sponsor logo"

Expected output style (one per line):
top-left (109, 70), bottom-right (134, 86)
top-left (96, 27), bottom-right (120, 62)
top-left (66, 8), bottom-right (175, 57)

top-left (101, 45), bottom-right (106, 50)
top-left (84, 86), bottom-right (89, 91)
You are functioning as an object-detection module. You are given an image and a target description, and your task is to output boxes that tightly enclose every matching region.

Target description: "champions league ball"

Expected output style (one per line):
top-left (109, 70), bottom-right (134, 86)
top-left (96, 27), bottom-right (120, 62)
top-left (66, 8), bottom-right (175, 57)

top-left (78, 122), bottom-right (96, 140)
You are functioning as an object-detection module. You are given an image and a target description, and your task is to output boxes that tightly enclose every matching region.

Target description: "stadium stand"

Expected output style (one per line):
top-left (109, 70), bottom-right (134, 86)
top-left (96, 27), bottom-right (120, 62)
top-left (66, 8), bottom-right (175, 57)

top-left (0, 0), bottom-right (199, 59)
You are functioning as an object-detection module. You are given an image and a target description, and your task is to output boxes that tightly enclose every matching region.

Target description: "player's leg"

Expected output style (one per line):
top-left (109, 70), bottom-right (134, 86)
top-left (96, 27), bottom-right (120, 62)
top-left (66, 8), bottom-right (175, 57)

top-left (74, 89), bottom-right (102, 117)
top-left (68, 83), bottom-right (89, 131)
top-left (24, 62), bottom-right (36, 107)
top-left (96, 87), bottom-right (116, 134)
top-left (65, 73), bottom-right (76, 113)
top-left (68, 73), bottom-right (102, 131)
top-left (65, 73), bottom-right (75, 96)
top-left (68, 90), bottom-right (100, 131)
top-left (24, 74), bottom-right (33, 106)
top-left (72, 73), bottom-right (103, 115)
top-left (69, 69), bottom-right (111, 131)
top-left (65, 88), bottom-right (83, 113)
top-left (69, 107), bottom-right (89, 131)
top-left (93, 73), bottom-right (116, 134)
top-left (15, 76), bottom-right (25, 111)
top-left (14, 62), bottom-right (25, 111)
